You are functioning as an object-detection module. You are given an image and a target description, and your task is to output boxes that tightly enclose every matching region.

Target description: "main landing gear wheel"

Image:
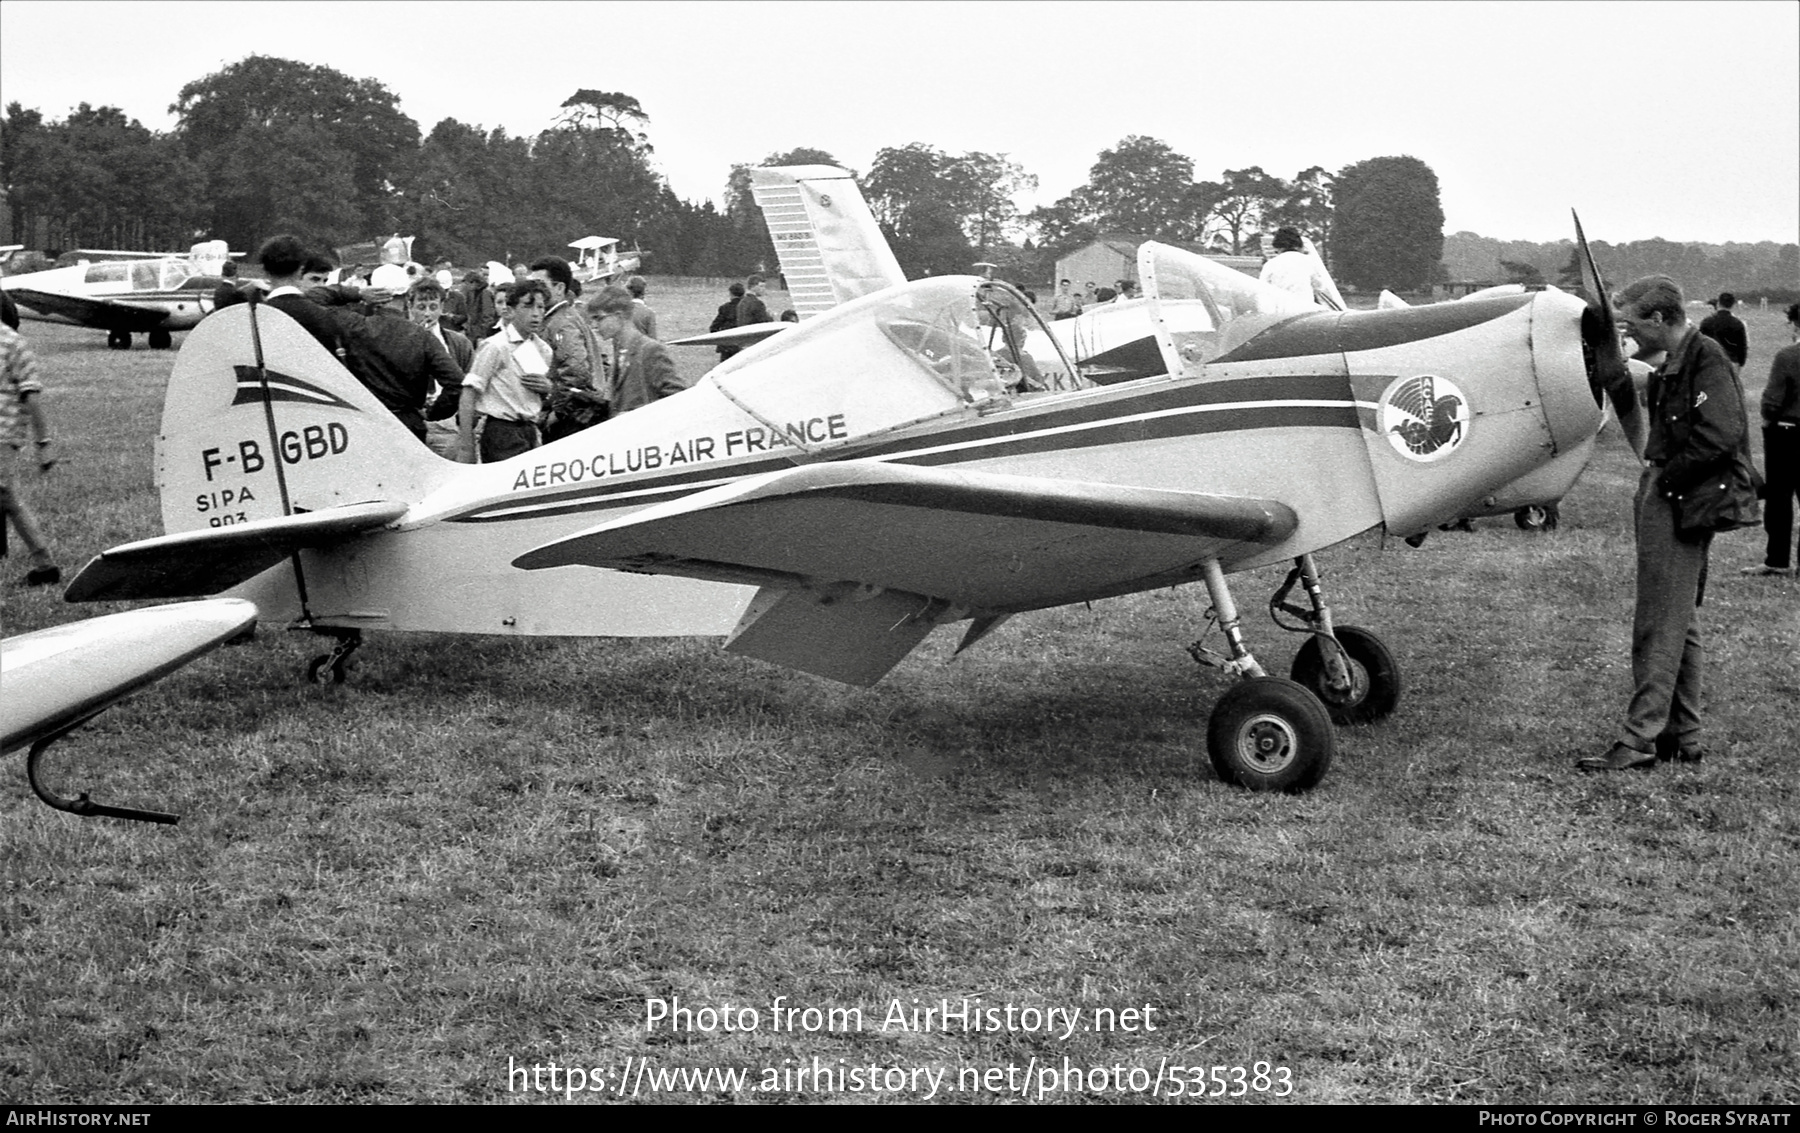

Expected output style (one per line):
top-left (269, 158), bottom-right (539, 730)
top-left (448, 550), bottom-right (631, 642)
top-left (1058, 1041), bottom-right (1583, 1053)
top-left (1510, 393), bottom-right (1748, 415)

top-left (1207, 677), bottom-right (1335, 793)
top-left (106, 330), bottom-right (131, 350)
top-left (1290, 625), bottom-right (1401, 725)
top-left (148, 329), bottom-right (173, 350)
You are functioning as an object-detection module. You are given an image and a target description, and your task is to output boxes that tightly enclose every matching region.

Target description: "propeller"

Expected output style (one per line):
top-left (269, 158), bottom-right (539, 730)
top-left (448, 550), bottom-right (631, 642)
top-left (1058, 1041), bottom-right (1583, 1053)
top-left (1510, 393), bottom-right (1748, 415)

top-left (1572, 209), bottom-right (1636, 414)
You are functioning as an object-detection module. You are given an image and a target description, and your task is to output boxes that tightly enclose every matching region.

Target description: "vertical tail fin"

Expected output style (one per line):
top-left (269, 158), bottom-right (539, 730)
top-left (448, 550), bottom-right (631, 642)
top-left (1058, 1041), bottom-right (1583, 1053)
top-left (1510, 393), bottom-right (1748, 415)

top-left (751, 165), bottom-right (906, 318)
top-left (156, 301), bottom-right (453, 536)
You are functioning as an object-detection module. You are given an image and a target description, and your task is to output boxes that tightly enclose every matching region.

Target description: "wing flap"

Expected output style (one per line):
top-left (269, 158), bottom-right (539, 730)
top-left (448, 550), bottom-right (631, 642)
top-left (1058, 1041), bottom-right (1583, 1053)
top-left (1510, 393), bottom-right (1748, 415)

top-left (516, 462), bottom-right (1296, 612)
top-left (64, 501), bottom-right (408, 602)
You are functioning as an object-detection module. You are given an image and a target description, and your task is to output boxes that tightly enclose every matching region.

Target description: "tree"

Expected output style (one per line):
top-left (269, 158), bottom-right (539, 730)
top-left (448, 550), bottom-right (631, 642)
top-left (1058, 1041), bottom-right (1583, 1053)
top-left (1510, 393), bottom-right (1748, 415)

top-left (1197, 166), bottom-right (1286, 254)
top-left (1266, 166), bottom-right (1336, 260)
top-left (1079, 136), bottom-right (1195, 239)
top-left (170, 55), bottom-right (419, 250)
top-left (3, 102), bottom-right (201, 251)
top-left (1331, 156), bottom-right (1445, 291)
top-left (864, 143), bottom-right (973, 277)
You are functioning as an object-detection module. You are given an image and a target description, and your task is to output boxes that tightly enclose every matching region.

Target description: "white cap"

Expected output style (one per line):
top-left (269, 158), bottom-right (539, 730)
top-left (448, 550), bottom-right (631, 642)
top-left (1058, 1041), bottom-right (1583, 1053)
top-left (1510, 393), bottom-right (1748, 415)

top-left (370, 263), bottom-right (411, 291)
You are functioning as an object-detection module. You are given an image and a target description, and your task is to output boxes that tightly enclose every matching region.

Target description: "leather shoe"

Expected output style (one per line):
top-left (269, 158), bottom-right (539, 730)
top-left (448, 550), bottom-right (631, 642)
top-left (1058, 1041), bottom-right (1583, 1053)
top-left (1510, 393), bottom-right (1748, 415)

top-left (1576, 743), bottom-right (1656, 772)
top-left (1740, 564), bottom-right (1794, 577)
top-left (1655, 735), bottom-right (1706, 763)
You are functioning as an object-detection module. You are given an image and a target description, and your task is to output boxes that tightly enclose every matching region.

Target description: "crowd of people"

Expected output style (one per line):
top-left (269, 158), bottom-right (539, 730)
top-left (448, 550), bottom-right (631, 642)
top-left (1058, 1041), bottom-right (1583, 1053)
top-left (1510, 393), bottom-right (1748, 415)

top-left (205, 235), bottom-right (707, 464)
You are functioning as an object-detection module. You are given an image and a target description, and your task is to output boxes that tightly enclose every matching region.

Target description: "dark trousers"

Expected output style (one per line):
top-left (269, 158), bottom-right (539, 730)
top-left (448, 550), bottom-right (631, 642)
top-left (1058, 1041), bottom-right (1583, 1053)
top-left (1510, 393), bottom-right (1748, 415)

top-left (1763, 422), bottom-right (1799, 570)
top-left (1621, 467), bottom-right (1708, 753)
top-left (480, 418), bottom-right (540, 463)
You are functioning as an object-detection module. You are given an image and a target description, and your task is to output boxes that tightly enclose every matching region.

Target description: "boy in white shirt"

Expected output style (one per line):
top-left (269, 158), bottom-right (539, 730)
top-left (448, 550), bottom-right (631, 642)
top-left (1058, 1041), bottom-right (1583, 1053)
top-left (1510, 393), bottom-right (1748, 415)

top-left (456, 279), bottom-right (555, 463)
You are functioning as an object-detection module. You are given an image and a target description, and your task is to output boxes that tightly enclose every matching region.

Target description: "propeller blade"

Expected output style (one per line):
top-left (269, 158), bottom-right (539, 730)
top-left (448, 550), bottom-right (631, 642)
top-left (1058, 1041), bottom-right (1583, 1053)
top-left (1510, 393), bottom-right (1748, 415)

top-left (1572, 209), bottom-right (1635, 414)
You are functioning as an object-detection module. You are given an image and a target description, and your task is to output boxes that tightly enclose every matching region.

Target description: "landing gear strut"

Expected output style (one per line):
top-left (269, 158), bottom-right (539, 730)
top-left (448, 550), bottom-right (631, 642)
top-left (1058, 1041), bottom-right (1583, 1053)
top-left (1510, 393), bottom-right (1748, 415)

top-left (1188, 558), bottom-right (1334, 792)
top-left (1272, 555), bottom-right (1401, 725)
top-left (306, 628), bottom-right (362, 685)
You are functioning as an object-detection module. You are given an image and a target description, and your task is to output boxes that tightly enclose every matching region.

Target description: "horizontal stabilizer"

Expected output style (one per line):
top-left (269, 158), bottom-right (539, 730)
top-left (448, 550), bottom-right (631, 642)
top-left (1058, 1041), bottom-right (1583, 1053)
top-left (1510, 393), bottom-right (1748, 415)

top-left (516, 461), bottom-right (1296, 613)
top-left (64, 501), bottom-right (408, 602)
top-left (2, 599), bottom-right (258, 754)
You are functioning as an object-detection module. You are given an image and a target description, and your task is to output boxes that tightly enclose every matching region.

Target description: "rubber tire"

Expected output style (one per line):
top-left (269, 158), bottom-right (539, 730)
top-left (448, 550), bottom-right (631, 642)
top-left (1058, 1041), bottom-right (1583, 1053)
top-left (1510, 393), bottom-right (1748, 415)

top-left (148, 329), bottom-right (173, 350)
top-left (1207, 676), bottom-right (1335, 792)
top-left (106, 330), bottom-right (131, 351)
top-left (1289, 625), bottom-right (1402, 725)
top-left (1514, 505), bottom-right (1550, 531)
top-left (307, 655), bottom-right (345, 685)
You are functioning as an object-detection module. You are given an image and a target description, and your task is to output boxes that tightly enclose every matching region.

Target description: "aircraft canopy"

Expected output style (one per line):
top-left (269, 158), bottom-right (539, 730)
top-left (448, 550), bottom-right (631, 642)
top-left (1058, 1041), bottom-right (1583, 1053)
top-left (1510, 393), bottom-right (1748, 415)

top-left (706, 276), bottom-right (1079, 452)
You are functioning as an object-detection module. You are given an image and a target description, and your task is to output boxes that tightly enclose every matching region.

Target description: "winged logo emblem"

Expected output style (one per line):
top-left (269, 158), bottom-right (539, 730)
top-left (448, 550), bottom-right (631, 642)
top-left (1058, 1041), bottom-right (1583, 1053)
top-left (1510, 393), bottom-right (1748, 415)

top-left (1380, 374), bottom-right (1469, 462)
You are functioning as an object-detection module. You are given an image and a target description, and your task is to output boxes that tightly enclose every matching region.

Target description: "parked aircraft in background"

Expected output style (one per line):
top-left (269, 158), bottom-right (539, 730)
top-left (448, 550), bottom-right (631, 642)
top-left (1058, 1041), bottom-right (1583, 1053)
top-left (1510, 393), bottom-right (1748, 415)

top-left (0, 240), bottom-right (236, 349)
top-left (569, 236), bottom-right (643, 287)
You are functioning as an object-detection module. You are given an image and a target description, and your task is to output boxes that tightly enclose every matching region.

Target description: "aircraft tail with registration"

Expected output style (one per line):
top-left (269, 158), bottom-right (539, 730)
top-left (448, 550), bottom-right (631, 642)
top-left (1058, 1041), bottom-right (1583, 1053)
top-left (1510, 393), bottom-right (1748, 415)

top-left (65, 299), bottom-right (757, 637)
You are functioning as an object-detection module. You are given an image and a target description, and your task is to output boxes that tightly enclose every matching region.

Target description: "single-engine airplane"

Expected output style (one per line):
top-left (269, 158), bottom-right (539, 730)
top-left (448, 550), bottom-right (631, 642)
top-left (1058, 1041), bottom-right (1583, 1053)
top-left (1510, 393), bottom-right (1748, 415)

top-left (0, 240), bottom-right (236, 349)
top-left (58, 182), bottom-right (1634, 794)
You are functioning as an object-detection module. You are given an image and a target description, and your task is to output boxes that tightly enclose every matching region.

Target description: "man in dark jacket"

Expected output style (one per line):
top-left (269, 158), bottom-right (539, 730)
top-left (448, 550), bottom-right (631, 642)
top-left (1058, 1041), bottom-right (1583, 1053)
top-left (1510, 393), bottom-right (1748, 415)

top-left (1579, 275), bottom-right (1749, 772)
top-left (1698, 292), bottom-right (1749, 368)
top-left (248, 237), bottom-right (462, 443)
top-left (710, 281), bottom-right (744, 361)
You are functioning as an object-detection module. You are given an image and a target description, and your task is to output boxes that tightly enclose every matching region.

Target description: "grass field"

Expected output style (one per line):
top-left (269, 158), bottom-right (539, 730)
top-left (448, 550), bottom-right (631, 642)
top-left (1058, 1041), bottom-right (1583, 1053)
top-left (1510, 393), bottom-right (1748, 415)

top-left (2, 288), bottom-right (1796, 1104)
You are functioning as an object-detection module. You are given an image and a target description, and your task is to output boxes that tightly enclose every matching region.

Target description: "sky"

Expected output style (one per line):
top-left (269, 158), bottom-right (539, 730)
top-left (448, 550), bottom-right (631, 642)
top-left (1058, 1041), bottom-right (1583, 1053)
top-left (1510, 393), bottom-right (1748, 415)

top-left (2, 0), bottom-right (1796, 246)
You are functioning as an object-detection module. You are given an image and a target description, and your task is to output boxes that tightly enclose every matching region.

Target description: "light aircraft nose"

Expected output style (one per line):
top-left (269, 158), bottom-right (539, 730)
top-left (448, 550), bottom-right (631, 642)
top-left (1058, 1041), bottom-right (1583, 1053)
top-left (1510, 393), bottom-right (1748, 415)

top-left (1530, 289), bottom-right (1606, 457)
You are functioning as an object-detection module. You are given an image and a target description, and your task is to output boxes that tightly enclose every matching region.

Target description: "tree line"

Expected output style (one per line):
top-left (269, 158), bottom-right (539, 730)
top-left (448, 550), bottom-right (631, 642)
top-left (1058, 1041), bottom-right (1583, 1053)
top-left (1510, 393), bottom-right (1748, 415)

top-left (4, 55), bottom-right (1792, 297)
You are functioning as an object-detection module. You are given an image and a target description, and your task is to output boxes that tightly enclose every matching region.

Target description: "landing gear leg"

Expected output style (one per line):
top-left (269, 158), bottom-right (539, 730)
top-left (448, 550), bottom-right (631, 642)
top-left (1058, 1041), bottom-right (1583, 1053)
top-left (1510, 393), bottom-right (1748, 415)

top-left (306, 628), bottom-right (362, 685)
top-left (1276, 554), bottom-right (1402, 724)
top-left (1188, 558), bottom-right (1334, 792)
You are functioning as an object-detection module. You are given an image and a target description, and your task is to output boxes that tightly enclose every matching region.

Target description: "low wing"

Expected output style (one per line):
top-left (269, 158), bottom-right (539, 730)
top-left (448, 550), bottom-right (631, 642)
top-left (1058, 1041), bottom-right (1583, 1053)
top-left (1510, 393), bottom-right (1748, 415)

top-left (64, 501), bottom-right (408, 602)
top-left (515, 462), bottom-right (1295, 685)
top-left (6, 288), bottom-right (173, 331)
top-left (751, 166), bottom-right (907, 318)
top-left (1, 599), bottom-right (258, 755)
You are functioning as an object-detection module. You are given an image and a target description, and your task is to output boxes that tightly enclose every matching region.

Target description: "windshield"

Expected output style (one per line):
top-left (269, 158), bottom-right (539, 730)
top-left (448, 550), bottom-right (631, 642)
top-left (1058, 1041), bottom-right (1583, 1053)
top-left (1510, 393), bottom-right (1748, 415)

top-left (1138, 242), bottom-right (1316, 374)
